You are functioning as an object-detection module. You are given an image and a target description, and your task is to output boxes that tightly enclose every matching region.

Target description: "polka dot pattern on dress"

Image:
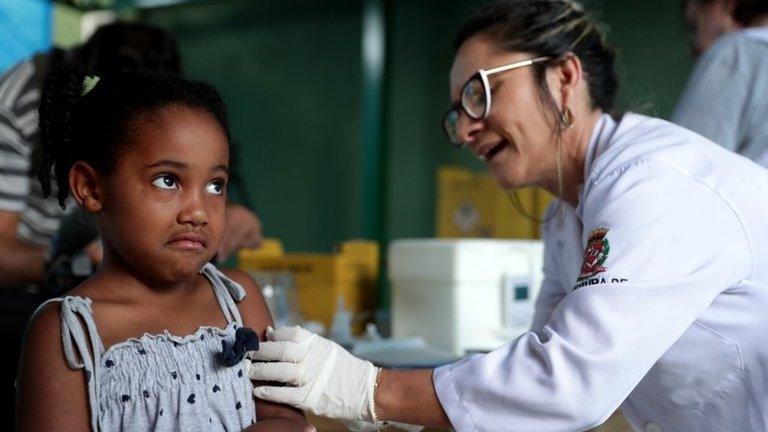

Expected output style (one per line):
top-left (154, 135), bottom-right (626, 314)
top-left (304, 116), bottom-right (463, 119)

top-left (53, 266), bottom-right (259, 430)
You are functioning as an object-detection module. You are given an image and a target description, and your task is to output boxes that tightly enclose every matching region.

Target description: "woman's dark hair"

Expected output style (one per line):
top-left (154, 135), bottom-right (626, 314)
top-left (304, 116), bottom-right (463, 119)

top-left (38, 60), bottom-right (232, 207)
top-left (454, 0), bottom-right (618, 117)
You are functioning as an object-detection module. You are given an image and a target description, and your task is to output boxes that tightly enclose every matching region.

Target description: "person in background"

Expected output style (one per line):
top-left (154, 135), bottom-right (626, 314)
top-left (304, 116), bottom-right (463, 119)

top-left (246, 1), bottom-right (768, 431)
top-left (0, 21), bottom-right (263, 290)
top-left (672, 0), bottom-right (768, 165)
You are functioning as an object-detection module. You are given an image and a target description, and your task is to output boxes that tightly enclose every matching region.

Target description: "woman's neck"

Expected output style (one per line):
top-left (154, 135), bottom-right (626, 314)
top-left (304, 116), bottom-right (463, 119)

top-left (541, 110), bottom-right (602, 207)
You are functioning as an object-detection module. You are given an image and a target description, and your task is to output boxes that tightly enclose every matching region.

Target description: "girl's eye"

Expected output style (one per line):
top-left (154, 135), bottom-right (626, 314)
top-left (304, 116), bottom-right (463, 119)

top-left (205, 180), bottom-right (225, 195)
top-left (152, 175), bottom-right (178, 190)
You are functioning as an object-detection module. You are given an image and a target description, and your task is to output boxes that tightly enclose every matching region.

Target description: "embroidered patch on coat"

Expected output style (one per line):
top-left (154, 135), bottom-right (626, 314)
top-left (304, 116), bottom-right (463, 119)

top-left (577, 227), bottom-right (610, 281)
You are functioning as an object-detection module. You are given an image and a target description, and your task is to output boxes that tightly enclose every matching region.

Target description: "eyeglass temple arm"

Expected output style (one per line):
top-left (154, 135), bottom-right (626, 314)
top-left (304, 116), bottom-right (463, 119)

top-left (483, 56), bottom-right (551, 75)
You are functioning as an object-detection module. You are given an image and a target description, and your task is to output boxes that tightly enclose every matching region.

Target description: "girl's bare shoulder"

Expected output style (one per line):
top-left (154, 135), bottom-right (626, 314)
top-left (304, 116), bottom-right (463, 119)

top-left (221, 269), bottom-right (273, 337)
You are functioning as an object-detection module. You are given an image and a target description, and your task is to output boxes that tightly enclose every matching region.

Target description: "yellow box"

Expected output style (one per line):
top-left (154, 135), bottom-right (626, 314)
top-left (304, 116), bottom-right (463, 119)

top-left (436, 166), bottom-right (554, 239)
top-left (238, 240), bottom-right (379, 331)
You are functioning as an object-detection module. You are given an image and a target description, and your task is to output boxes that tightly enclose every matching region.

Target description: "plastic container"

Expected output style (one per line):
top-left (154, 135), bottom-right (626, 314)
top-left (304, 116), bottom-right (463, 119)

top-left (389, 238), bottom-right (544, 356)
top-left (436, 166), bottom-right (554, 239)
top-left (239, 239), bottom-right (379, 331)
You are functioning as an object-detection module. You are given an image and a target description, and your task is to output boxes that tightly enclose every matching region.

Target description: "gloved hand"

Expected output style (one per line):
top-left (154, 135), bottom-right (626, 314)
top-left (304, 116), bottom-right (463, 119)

top-left (247, 326), bottom-right (378, 422)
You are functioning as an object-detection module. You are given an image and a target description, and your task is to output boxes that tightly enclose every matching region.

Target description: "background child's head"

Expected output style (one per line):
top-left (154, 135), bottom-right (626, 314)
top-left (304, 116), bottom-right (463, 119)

top-left (39, 69), bottom-right (233, 281)
top-left (73, 21), bottom-right (182, 77)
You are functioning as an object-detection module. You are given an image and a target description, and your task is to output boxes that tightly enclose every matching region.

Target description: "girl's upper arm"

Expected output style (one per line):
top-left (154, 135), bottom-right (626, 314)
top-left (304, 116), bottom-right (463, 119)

top-left (16, 303), bottom-right (91, 432)
top-left (224, 269), bottom-right (273, 339)
top-left (223, 269), bottom-right (307, 424)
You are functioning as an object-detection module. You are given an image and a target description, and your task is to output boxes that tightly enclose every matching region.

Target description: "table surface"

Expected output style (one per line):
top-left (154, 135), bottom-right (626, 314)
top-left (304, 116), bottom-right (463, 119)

top-left (306, 411), bottom-right (633, 431)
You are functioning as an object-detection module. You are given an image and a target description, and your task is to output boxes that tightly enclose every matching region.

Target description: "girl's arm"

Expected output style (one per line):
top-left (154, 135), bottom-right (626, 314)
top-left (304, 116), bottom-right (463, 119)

top-left (224, 269), bottom-right (311, 432)
top-left (16, 303), bottom-right (91, 431)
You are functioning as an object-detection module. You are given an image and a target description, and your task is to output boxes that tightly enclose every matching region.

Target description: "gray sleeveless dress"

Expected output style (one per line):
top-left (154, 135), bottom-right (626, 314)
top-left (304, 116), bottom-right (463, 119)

top-left (34, 263), bottom-right (257, 431)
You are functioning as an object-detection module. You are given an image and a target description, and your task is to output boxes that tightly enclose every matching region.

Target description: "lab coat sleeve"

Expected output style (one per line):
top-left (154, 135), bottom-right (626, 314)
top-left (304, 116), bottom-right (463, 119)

top-left (530, 203), bottom-right (568, 333)
top-left (672, 34), bottom-right (748, 152)
top-left (432, 161), bottom-right (751, 432)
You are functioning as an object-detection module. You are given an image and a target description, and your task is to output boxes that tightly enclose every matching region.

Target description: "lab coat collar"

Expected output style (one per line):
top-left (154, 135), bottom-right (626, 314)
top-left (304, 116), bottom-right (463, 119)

top-left (742, 26), bottom-right (768, 45)
top-left (575, 113), bottom-right (617, 219)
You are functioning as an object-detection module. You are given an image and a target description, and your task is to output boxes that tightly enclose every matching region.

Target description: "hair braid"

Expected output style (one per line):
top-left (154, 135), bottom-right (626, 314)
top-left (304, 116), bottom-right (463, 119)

top-left (38, 48), bottom-right (85, 207)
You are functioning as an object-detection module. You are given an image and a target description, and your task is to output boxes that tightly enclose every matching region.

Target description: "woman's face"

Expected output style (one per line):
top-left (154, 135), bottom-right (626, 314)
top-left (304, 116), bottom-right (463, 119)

top-left (450, 35), bottom-right (559, 189)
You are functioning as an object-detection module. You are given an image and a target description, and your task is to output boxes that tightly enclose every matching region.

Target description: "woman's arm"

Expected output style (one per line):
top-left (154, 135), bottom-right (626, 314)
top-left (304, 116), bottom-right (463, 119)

top-left (375, 369), bottom-right (451, 428)
top-left (224, 269), bottom-right (310, 431)
top-left (16, 303), bottom-right (91, 431)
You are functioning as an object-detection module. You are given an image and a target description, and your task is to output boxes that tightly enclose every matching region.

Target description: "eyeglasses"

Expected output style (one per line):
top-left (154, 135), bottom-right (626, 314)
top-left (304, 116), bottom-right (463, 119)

top-left (442, 56), bottom-right (551, 147)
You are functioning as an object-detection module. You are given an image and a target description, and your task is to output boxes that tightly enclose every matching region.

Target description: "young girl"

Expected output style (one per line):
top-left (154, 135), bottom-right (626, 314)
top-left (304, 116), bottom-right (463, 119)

top-left (15, 68), bottom-right (310, 431)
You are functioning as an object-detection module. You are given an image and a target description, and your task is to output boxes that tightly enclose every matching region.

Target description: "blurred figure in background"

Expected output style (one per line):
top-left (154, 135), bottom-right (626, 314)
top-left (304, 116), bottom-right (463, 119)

top-left (673, 0), bottom-right (768, 165)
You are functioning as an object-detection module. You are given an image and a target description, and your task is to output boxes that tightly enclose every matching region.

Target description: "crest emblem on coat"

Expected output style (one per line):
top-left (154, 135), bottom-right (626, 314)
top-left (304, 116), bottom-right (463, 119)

top-left (577, 227), bottom-right (610, 281)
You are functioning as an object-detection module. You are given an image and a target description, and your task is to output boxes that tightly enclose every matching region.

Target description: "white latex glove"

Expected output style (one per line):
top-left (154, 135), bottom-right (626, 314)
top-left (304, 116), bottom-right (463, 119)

top-left (247, 326), bottom-right (378, 422)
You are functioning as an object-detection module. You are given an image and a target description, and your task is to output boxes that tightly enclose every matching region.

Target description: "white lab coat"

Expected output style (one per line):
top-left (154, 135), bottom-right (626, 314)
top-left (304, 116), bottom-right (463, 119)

top-left (432, 113), bottom-right (768, 432)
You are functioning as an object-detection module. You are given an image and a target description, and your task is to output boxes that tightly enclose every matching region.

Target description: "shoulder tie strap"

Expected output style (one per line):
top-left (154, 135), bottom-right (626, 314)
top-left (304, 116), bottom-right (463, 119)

top-left (32, 296), bottom-right (104, 431)
top-left (201, 263), bottom-right (246, 326)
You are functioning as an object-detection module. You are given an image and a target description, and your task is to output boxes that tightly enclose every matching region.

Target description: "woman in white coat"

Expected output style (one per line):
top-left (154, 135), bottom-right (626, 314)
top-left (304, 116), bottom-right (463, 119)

top-left (247, 1), bottom-right (768, 430)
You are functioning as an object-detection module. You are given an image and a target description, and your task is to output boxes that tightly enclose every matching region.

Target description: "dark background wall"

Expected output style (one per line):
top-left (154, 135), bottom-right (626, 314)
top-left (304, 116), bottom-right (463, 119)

top-left (141, 0), bottom-right (694, 254)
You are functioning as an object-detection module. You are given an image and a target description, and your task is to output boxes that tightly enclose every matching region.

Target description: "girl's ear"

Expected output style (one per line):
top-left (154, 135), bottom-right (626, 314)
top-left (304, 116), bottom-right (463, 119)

top-left (69, 161), bottom-right (103, 212)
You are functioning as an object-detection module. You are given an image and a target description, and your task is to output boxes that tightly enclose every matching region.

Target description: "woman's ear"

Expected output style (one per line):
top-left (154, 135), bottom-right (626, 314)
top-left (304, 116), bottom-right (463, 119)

top-left (556, 53), bottom-right (584, 111)
top-left (69, 161), bottom-right (103, 212)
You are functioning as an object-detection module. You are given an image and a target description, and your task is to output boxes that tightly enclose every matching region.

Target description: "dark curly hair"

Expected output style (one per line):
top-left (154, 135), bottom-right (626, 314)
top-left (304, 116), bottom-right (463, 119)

top-left (453, 0), bottom-right (618, 207)
top-left (454, 0), bottom-right (618, 116)
top-left (73, 21), bottom-right (182, 76)
top-left (38, 64), bottom-right (232, 207)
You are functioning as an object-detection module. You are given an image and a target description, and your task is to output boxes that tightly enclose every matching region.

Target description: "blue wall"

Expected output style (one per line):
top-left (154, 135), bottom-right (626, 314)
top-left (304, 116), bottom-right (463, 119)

top-left (0, 0), bottom-right (52, 73)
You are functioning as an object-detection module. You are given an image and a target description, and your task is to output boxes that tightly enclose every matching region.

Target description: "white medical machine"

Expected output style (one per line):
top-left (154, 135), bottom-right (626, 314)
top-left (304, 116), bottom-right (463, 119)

top-left (389, 239), bottom-right (544, 356)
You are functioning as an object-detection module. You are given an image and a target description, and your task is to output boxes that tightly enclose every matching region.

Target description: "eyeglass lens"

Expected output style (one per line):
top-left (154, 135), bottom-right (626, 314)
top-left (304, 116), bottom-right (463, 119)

top-left (443, 110), bottom-right (462, 146)
top-left (443, 76), bottom-right (487, 145)
top-left (461, 77), bottom-right (486, 119)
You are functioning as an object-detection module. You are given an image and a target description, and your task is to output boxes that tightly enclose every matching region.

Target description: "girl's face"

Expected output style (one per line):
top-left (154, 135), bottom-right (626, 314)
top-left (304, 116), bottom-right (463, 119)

top-left (449, 35), bottom-right (560, 189)
top-left (97, 105), bottom-right (229, 283)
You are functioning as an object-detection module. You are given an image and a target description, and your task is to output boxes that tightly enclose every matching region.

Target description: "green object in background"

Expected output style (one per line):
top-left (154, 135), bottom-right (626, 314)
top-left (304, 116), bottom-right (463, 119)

top-left (53, 2), bottom-right (137, 48)
top-left (359, 0), bottom-right (389, 309)
top-left (53, 3), bottom-right (86, 47)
